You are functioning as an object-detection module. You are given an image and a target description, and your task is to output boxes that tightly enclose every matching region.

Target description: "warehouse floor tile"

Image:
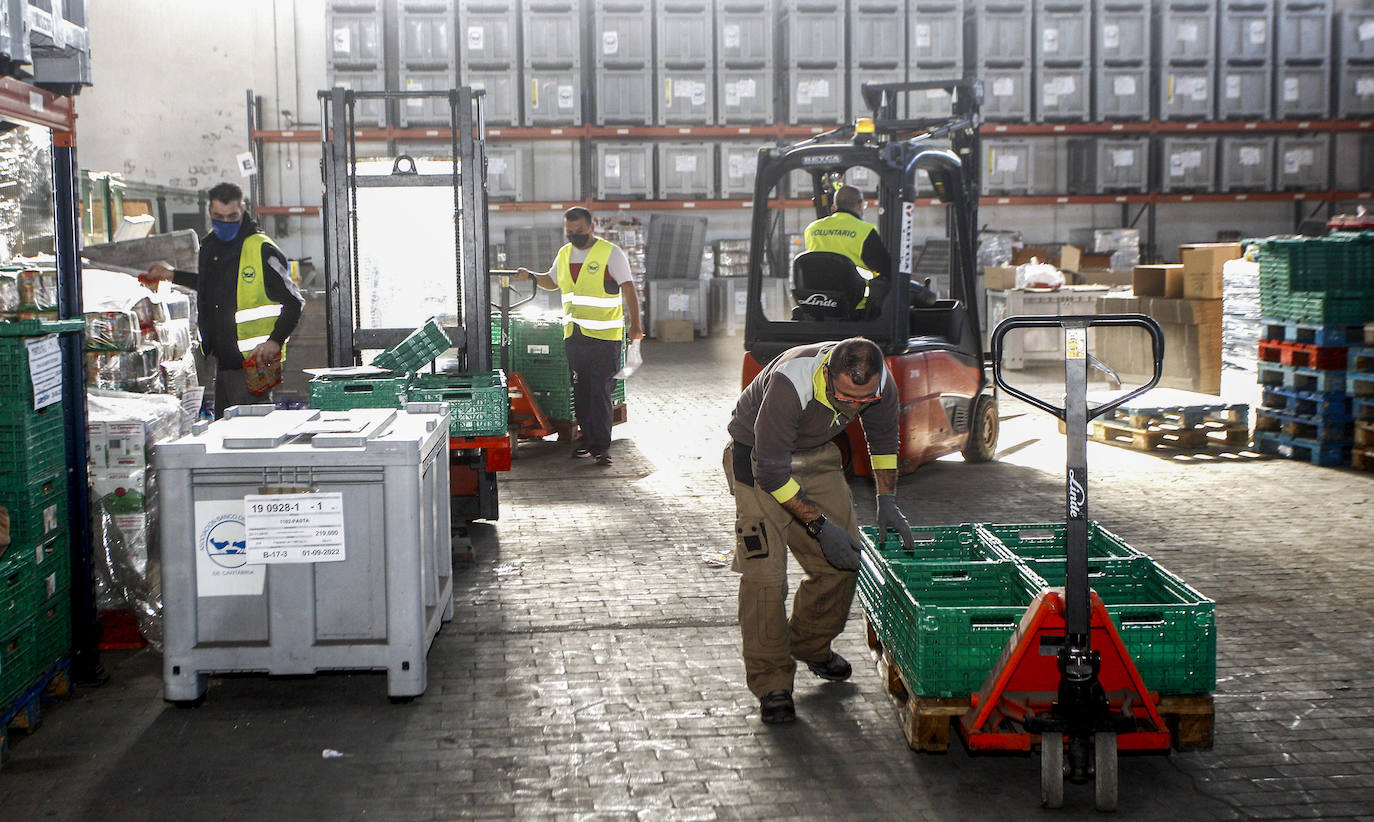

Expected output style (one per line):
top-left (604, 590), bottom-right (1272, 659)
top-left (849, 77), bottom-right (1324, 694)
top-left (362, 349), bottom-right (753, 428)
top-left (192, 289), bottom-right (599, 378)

top-left (1, 335), bottom-right (1372, 820)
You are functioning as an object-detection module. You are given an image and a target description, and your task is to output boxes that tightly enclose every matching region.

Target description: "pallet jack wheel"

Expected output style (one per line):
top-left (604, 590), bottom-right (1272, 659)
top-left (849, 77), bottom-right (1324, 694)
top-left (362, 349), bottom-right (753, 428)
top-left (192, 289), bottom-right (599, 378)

top-left (1041, 732), bottom-right (1065, 809)
top-left (1094, 732), bottom-right (1118, 812)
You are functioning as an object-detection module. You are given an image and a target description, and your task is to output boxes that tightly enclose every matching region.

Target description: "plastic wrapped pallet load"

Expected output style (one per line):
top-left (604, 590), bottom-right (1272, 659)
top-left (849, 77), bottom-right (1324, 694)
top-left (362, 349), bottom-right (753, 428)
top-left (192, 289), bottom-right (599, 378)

top-left (155, 404), bottom-right (453, 703)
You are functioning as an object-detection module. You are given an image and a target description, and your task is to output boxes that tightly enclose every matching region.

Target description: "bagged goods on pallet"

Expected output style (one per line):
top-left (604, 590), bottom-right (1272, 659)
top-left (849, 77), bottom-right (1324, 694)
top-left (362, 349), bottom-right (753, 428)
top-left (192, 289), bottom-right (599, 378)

top-left (84, 310), bottom-right (141, 351)
top-left (18, 268), bottom-right (58, 311)
top-left (0, 270), bottom-right (18, 314)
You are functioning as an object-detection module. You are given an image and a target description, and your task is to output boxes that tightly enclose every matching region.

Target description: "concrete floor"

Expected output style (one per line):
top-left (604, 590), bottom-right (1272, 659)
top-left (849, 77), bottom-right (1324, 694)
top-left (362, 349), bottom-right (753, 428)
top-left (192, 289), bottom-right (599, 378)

top-left (3, 334), bottom-right (1374, 821)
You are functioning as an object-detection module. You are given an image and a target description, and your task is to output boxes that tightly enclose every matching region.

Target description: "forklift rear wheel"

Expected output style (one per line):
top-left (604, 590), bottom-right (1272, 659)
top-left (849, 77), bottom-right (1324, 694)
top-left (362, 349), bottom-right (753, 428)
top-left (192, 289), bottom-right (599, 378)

top-left (1041, 732), bottom-right (1065, 809)
top-left (961, 394), bottom-right (998, 463)
top-left (1094, 732), bottom-right (1118, 812)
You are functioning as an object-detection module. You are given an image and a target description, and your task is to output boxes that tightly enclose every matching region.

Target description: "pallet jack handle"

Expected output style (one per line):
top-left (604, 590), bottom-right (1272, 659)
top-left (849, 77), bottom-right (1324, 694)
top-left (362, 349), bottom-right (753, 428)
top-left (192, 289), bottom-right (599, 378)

top-left (990, 313), bottom-right (1163, 640)
top-left (489, 270), bottom-right (540, 376)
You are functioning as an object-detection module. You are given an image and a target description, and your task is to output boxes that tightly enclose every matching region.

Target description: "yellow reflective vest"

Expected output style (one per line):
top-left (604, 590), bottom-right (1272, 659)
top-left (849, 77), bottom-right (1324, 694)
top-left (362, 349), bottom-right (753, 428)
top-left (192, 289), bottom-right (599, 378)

top-left (234, 233), bottom-right (287, 361)
top-left (803, 211), bottom-right (878, 275)
top-left (555, 239), bottom-right (624, 341)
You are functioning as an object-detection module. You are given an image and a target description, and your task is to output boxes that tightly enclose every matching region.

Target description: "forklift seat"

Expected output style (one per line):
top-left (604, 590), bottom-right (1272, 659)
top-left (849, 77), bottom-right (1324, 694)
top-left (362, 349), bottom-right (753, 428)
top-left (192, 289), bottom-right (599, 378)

top-left (791, 251), bottom-right (869, 321)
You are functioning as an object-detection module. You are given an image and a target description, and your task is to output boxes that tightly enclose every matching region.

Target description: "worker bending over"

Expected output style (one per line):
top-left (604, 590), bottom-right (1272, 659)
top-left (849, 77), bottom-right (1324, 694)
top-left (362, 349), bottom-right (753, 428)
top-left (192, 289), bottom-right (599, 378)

top-left (516, 207), bottom-right (644, 466)
top-left (724, 337), bottom-right (915, 724)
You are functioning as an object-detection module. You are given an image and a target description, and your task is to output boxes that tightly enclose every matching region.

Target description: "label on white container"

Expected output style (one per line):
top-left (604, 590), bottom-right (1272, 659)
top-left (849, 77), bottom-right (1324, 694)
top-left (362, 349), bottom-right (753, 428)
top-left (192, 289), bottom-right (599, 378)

top-left (992, 77), bottom-right (1015, 97)
top-left (674, 154), bottom-right (698, 173)
top-left (1113, 75), bottom-right (1136, 97)
top-left (1043, 28), bottom-right (1059, 53)
top-left (244, 493), bottom-right (347, 565)
top-left (468, 26), bottom-right (484, 51)
top-left (1249, 20), bottom-right (1266, 45)
top-left (489, 156), bottom-right (508, 175)
top-left (1110, 149), bottom-right (1135, 168)
top-left (724, 24), bottom-right (740, 49)
top-left (333, 27), bottom-right (351, 55)
top-left (1103, 24), bottom-right (1120, 50)
top-left (1284, 77), bottom-right (1300, 102)
top-left (1357, 76), bottom-right (1374, 97)
top-left (1360, 20), bottom-right (1374, 42)
top-left (1226, 75), bottom-right (1242, 99)
top-left (668, 293), bottom-right (691, 312)
top-left (557, 85), bottom-right (575, 110)
top-left (915, 24), bottom-right (932, 48)
top-left (603, 31), bottom-right (619, 54)
top-left (1179, 23), bottom-right (1199, 43)
top-left (1284, 148), bottom-right (1315, 174)
top-left (195, 500), bottom-right (266, 597)
top-left (1239, 146), bottom-right (1262, 166)
top-left (995, 152), bottom-right (1020, 173)
top-left (604, 154), bottom-right (621, 179)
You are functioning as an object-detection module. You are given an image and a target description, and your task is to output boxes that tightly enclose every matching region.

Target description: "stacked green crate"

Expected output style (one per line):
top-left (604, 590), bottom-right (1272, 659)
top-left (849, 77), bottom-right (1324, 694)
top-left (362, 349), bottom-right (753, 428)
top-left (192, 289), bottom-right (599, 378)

top-left (0, 319), bottom-right (79, 704)
top-left (408, 372), bottom-right (509, 437)
top-left (308, 373), bottom-right (409, 410)
top-left (857, 520), bottom-right (1216, 698)
top-left (1253, 234), bottom-right (1374, 324)
top-left (507, 314), bottom-right (626, 421)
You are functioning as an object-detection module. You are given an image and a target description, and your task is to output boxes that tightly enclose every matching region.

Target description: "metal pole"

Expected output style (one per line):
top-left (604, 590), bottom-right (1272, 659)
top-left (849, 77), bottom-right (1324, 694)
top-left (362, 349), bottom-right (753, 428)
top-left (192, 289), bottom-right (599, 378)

top-left (321, 88), bottom-right (355, 367)
top-left (52, 131), bottom-right (102, 683)
top-left (1062, 319), bottom-right (1090, 642)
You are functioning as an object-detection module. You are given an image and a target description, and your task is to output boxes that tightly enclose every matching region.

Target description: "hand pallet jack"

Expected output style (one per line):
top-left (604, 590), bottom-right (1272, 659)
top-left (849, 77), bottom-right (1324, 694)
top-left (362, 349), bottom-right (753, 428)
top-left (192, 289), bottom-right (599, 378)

top-left (490, 270), bottom-right (555, 440)
top-left (963, 314), bottom-right (1168, 811)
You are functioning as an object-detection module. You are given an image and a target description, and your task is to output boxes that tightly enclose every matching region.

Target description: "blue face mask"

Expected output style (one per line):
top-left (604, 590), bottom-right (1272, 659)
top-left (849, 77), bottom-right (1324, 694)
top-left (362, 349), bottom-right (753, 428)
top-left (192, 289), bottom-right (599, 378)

top-left (211, 219), bottom-right (241, 243)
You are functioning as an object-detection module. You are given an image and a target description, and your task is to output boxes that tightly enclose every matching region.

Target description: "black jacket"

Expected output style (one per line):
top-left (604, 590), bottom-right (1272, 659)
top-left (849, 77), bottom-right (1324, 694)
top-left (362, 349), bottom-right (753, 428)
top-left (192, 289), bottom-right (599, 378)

top-left (173, 217), bottom-right (304, 370)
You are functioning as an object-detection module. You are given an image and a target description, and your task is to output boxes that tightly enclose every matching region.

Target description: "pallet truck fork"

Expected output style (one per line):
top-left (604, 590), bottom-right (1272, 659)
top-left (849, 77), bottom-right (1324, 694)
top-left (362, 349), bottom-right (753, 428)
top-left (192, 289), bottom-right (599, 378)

top-left (965, 314), bottom-right (1169, 811)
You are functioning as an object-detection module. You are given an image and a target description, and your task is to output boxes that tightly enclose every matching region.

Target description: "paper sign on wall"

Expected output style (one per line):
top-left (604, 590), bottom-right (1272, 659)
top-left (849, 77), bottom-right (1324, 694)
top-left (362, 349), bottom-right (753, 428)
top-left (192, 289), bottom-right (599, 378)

top-left (194, 499), bottom-right (266, 597)
top-left (668, 293), bottom-right (691, 312)
top-left (236, 151), bottom-right (258, 178)
top-left (468, 26), bottom-right (484, 51)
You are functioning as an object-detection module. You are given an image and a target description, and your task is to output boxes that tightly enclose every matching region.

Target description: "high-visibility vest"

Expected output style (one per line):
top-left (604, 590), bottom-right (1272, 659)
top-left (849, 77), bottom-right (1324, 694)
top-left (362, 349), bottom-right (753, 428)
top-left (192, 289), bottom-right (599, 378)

top-left (233, 233), bottom-right (286, 361)
top-left (555, 239), bottom-right (624, 341)
top-left (803, 211), bottom-right (878, 275)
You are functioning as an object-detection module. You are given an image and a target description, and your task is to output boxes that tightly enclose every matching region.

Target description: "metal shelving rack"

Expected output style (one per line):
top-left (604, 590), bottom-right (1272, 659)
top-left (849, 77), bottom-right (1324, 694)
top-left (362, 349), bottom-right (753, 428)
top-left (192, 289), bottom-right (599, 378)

top-left (0, 75), bottom-right (99, 683)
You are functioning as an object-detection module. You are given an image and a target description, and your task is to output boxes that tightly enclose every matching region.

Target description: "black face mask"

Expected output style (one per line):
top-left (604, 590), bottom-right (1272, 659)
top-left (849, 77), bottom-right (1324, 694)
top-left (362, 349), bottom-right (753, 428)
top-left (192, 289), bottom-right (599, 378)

top-left (566, 233), bottom-right (593, 249)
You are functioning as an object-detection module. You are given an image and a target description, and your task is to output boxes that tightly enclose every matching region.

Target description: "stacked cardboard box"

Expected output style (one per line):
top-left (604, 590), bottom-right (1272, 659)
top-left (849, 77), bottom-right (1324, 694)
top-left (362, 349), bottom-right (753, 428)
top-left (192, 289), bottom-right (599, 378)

top-left (1098, 292), bottom-right (1224, 394)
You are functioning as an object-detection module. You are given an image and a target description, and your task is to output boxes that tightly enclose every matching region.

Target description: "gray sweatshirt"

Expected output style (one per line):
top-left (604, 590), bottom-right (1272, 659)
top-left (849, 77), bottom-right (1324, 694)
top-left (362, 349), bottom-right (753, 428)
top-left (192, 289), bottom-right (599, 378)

top-left (728, 342), bottom-right (899, 503)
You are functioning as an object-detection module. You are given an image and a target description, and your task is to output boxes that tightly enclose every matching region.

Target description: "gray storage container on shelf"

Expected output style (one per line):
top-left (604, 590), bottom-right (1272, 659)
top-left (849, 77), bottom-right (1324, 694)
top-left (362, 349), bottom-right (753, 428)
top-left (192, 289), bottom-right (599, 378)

top-left (718, 69), bottom-right (775, 124)
top-left (656, 143), bottom-right (716, 200)
top-left (718, 143), bottom-right (760, 198)
top-left (1277, 0), bottom-right (1331, 63)
top-left (466, 67), bottom-right (521, 126)
top-left (850, 0), bottom-right (907, 120)
top-left (398, 1), bottom-right (455, 67)
top-left (1218, 63), bottom-right (1274, 120)
top-left (485, 143), bottom-right (532, 201)
top-left (1337, 62), bottom-right (1374, 118)
top-left (910, 0), bottom-right (965, 64)
top-left (327, 68), bottom-right (388, 128)
top-left (398, 68), bottom-right (460, 127)
top-left (1095, 64), bottom-right (1151, 120)
top-left (1276, 62), bottom-right (1331, 118)
top-left (648, 279), bottom-right (709, 337)
top-left (983, 139), bottom-right (1036, 195)
top-left (1035, 0), bottom-right (1092, 64)
top-left (1219, 0), bottom-right (1275, 62)
top-left (525, 69), bottom-right (584, 126)
top-left (1094, 0), bottom-right (1151, 64)
top-left (786, 66), bottom-right (846, 124)
top-left (530, 140), bottom-right (582, 201)
top-left (657, 0), bottom-right (713, 65)
top-left (593, 142), bottom-right (654, 199)
top-left (1037, 64), bottom-right (1092, 121)
top-left (1159, 63), bottom-right (1215, 120)
top-left (1275, 134), bottom-right (1330, 191)
top-left (906, 65), bottom-right (963, 119)
top-left (1159, 136), bottom-right (1219, 193)
top-left (658, 67), bottom-right (715, 124)
top-left (594, 69), bottom-right (654, 124)
top-left (1156, 0), bottom-right (1217, 62)
top-left (851, 66), bottom-right (906, 120)
top-left (1220, 135), bottom-right (1276, 192)
top-left (157, 405), bottom-right (454, 703)
top-left (715, 0), bottom-right (774, 64)
top-left (970, 0), bottom-right (1034, 64)
top-left (980, 64), bottom-right (1033, 122)
top-left (593, 0), bottom-right (652, 67)
top-left (1066, 137), bottom-right (1150, 194)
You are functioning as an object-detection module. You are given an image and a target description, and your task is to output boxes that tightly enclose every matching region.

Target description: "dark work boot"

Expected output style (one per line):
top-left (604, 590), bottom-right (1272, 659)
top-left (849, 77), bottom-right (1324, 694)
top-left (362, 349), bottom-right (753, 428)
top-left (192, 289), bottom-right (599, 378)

top-left (759, 690), bottom-right (795, 724)
top-left (805, 652), bottom-right (852, 682)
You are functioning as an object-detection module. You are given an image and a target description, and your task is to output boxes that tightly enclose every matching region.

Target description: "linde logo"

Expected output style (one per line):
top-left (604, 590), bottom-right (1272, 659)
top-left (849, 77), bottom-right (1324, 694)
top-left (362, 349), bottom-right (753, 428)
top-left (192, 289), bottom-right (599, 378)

top-left (1067, 469), bottom-right (1085, 519)
top-left (802, 154), bottom-right (843, 166)
top-left (799, 293), bottom-right (838, 308)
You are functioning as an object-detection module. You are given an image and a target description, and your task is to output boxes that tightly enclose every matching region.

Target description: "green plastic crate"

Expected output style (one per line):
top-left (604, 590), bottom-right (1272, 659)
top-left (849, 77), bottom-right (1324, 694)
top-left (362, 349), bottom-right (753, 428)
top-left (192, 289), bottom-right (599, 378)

top-left (0, 318), bottom-right (84, 337)
top-left (861, 523), bottom-right (1010, 563)
top-left (308, 374), bottom-right (410, 410)
top-left (408, 371), bottom-right (509, 437)
top-left (979, 521), bottom-right (1145, 561)
top-left (879, 559), bottom-right (1044, 698)
top-left (1, 547), bottom-right (36, 637)
top-left (370, 317), bottom-right (451, 373)
top-left (32, 587), bottom-right (71, 671)
top-left (1024, 556), bottom-right (1216, 694)
top-left (0, 486), bottom-right (66, 548)
top-left (0, 616), bottom-right (33, 706)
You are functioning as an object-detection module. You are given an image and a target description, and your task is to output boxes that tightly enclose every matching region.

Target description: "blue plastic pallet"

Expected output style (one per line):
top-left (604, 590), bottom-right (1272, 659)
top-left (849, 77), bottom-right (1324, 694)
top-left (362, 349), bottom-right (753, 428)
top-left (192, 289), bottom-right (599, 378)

top-left (1260, 387), bottom-right (1352, 418)
top-left (1257, 363), bottom-right (1349, 394)
top-left (1254, 432), bottom-right (1351, 467)
top-left (1255, 408), bottom-right (1355, 443)
top-left (1260, 319), bottom-right (1367, 347)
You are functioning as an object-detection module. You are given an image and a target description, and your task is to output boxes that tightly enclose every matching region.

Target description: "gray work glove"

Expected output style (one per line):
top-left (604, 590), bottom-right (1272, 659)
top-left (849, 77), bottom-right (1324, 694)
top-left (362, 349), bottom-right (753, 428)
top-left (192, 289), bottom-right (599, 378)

top-left (876, 494), bottom-right (915, 550)
top-left (817, 519), bottom-right (864, 571)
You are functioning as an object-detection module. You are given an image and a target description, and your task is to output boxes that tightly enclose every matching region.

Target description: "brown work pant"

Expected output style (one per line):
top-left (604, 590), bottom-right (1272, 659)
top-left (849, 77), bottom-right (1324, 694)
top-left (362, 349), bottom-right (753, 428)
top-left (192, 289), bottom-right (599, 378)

top-left (722, 441), bottom-right (859, 698)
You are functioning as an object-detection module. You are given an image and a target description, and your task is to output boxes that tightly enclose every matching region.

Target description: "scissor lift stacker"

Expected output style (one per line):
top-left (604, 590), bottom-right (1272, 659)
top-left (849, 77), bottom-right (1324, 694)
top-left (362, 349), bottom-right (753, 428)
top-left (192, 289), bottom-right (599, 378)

top-left (959, 314), bottom-right (1173, 810)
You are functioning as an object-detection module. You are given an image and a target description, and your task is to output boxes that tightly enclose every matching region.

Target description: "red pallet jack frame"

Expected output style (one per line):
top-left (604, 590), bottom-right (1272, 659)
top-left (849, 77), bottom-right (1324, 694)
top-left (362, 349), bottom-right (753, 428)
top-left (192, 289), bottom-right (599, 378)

top-left (973, 314), bottom-right (1173, 811)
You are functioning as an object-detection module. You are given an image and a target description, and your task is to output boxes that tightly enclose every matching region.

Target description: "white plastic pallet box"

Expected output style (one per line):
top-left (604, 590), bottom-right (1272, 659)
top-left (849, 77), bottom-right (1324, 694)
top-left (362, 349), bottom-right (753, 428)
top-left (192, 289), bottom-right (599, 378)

top-left (156, 405), bottom-right (453, 703)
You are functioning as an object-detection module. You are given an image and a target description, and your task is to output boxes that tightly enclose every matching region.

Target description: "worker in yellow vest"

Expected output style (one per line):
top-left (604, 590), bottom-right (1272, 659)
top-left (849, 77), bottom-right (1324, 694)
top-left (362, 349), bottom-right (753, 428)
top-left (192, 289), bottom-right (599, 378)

top-left (803, 185), bottom-right (893, 309)
top-left (516, 207), bottom-right (644, 466)
top-left (145, 182), bottom-right (305, 417)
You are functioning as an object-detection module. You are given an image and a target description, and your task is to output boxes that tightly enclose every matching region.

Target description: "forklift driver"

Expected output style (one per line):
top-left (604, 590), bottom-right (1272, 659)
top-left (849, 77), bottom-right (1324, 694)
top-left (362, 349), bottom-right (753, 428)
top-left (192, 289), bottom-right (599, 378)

top-left (803, 185), bottom-right (892, 308)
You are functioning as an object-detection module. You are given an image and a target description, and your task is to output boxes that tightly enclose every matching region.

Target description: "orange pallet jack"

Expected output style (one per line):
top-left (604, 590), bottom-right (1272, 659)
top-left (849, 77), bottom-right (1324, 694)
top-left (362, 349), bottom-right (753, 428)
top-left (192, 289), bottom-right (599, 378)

top-left (967, 314), bottom-right (1172, 811)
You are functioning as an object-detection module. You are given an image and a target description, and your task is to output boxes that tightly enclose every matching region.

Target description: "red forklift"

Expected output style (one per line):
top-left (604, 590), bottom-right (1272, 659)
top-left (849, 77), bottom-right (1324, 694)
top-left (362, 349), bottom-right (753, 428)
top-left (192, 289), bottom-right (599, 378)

top-left (742, 79), bottom-right (998, 473)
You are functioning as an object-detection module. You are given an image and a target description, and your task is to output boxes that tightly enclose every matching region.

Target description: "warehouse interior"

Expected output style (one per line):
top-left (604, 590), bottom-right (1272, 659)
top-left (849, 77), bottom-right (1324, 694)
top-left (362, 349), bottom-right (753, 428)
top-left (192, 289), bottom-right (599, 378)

top-left (2, 0), bottom-right (1374, 819)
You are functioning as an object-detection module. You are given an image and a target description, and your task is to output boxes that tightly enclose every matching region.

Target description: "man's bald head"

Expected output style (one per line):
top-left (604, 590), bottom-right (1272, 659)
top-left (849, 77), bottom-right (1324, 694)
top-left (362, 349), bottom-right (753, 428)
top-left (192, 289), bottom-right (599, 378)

top-left (834, 185), bottom-right (864, 214)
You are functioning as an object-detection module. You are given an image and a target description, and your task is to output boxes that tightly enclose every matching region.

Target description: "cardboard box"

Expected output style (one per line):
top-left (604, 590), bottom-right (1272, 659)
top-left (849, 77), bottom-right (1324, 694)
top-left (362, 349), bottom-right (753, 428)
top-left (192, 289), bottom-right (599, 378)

top-left (1059, 244), bottom-right (1083, 273)
top-left (1179, 242), bottom-right (1240, 300)
top-left (984, 265), bottom-right (1018, 290)
top-left (1073, 269), bottom-right (1134, 287)
top-left (1183, 268), bottom-right (1224, 300)
top-left (656, 319), bottom-right (695, 343)
top-left (1132, 264), bottom-right (1184, 298)
top-left (1094, 293), bottom-right (1222, 394)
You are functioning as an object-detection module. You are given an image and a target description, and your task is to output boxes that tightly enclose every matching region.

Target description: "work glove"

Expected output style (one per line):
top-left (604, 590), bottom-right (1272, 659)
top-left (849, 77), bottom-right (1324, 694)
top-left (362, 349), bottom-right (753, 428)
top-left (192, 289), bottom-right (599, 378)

top-left (817, 519), bottom-right (864, 572)
top-left (876, 494), bottom-right (915, 550)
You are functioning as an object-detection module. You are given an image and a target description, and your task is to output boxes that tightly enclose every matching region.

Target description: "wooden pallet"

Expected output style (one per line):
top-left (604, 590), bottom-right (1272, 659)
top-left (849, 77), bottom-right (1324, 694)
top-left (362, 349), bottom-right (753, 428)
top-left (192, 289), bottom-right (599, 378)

top-left (862, 617), bottom-right (1215, 753)
top-left (1, 660), bottom-right (71, 771)
top-left (1088, 419), bottom-right (1250, 452)
top-left (550, 403), bottom-right (629, 442)
top-left (1353, 447), bottom-right (1374, 471)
